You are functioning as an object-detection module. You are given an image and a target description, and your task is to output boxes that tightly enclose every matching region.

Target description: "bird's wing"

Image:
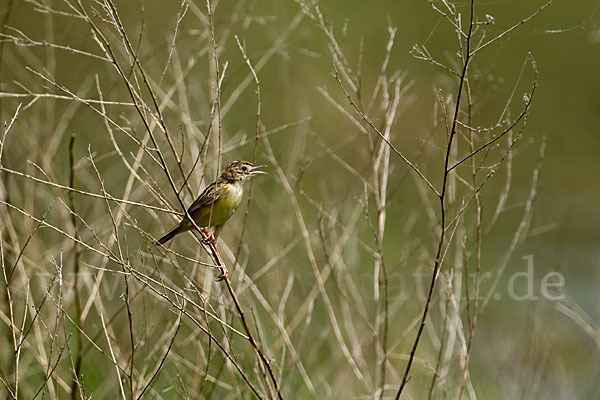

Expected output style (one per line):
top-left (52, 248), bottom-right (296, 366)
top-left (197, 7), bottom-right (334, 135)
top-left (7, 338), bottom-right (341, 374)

top-left (187, 179), bottom-right (222, 215)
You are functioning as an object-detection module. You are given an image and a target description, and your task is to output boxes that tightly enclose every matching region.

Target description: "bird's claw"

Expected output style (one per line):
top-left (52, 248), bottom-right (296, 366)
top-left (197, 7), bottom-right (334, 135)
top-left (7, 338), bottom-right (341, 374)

top-left (200, 228), bottom-right (216, 245)
top-left (216, 268), bottom-right (229, 282)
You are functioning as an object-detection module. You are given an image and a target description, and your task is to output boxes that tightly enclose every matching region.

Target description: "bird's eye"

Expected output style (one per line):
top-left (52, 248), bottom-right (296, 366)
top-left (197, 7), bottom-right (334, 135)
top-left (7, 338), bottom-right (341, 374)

top-left (241, 165), bottom-right (248, 172)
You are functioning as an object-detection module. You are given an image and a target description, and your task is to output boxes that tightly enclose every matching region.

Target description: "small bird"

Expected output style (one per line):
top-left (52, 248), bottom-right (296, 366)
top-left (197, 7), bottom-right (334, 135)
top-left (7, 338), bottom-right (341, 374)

top-left (157, 161), bottom-right (266, 245)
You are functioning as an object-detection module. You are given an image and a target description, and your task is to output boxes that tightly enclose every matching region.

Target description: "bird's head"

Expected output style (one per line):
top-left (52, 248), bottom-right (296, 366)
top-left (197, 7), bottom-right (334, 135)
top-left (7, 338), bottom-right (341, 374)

top-left (221, 161), bottom-right (267, 182)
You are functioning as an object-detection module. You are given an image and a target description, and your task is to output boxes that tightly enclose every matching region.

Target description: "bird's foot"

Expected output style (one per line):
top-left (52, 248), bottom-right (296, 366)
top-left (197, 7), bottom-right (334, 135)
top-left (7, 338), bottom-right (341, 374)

top-left (216, 268), bottom-right (229, 282)
top-left (200, 228), bottom-right (216, 245)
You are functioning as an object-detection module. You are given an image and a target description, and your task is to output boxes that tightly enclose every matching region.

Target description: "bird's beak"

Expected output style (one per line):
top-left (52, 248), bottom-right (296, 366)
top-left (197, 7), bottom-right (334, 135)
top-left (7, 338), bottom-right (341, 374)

top-left (250, 164), bottom-right (267, 175)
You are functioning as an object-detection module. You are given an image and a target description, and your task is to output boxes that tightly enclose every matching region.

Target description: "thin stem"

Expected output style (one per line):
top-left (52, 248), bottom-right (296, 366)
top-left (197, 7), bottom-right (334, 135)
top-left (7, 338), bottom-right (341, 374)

top-left (395, 0), bottom-right (475, 397)
top-left (68, 136), bottom-right (84, 399)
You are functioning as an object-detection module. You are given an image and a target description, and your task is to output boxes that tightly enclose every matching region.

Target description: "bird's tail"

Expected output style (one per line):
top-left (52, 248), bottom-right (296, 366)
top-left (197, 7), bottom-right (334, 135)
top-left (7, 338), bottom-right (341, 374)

top-left (157, 224), bottom-right (186, 245)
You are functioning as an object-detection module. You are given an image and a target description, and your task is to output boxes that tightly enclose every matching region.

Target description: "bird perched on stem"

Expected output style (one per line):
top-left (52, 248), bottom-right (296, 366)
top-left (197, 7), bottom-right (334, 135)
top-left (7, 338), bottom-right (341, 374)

top-left (157, 161), bottom-right (266, 245)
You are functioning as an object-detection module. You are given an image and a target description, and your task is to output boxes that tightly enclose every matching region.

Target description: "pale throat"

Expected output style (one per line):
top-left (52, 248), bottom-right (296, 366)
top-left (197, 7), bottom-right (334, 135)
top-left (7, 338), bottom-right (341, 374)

top-left (230, 180), bottom-right (244, 199)
top-left (224, 180), bottom-right (244, 209)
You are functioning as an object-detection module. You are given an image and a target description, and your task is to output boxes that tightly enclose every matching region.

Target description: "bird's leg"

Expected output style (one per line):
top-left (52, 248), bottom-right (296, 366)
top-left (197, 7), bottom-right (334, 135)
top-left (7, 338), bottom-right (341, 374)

top-left (199, 226), bottom-right (227, 281)
top-left (216, 268), bottom-right (229, 282)
top-left (199, 227), bottom-right (216, 245)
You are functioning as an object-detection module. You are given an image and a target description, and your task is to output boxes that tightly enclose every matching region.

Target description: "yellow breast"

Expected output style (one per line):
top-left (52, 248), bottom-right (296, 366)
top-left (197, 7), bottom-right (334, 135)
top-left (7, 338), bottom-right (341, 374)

top-left (198, 182), bottom-right (244, 227)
